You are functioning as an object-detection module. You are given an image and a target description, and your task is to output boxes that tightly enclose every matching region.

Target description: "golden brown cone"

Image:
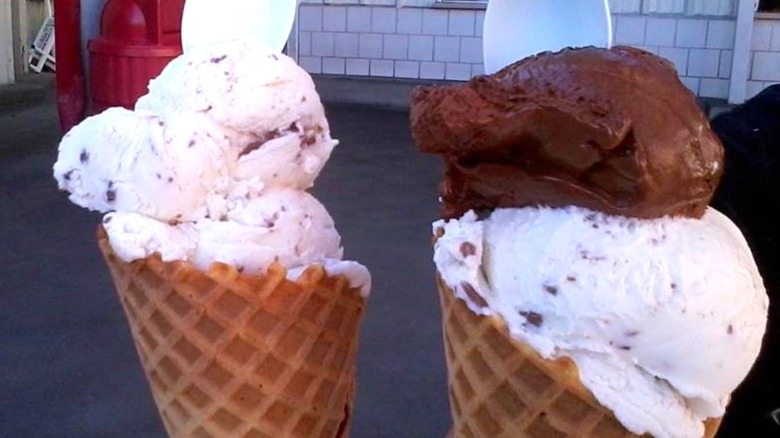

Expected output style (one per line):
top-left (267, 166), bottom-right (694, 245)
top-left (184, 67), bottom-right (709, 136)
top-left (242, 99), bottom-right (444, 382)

top-left (437, 277), bottom-right (722, 438)
top-left (98, 228), bottom-right (365, 438)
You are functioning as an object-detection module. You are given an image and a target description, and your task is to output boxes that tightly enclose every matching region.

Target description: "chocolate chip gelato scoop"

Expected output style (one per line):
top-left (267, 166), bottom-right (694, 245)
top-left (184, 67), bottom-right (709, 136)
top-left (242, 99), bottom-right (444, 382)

top-left (411, 46), bottom-right (724, 219)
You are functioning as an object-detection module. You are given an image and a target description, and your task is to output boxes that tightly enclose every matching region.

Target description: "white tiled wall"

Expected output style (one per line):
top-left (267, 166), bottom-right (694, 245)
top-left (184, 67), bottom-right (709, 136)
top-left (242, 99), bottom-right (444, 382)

top-left (747, 19), bottom-right (780, 99)
top-left (608, 14), bottom-right (739, 97)
top-left (609, 0), bottom-right (735, 16)
top-left (294, 2), bottom-right (780, 101)
top-left (297, 4), bottom-right (485, 80)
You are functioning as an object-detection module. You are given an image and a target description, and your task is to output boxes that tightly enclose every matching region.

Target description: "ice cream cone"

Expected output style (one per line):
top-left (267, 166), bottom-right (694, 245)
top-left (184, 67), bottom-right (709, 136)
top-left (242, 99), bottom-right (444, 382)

top-left (437, 277), bottom-right (722, 438)
top-left (98, 227), bottom-right (365, 438)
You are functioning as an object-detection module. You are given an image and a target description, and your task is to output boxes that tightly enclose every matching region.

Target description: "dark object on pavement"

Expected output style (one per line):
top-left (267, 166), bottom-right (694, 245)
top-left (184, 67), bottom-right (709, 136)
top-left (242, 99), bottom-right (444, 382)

top-left (711, 84), bottom-right (780, 438)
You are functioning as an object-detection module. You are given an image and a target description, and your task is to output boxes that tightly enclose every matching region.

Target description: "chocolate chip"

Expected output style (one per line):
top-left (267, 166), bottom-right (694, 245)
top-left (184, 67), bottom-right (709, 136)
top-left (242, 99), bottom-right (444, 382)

top-left (210, 55), bottom-right (228, 64)
top-left (156, 173), bottom-right (162, 180)
top-left (566, 276), bottom-right (577, 282)
top-left (158, 120), bottom-right (165, 127)
top-left (239, 129), bottom-right (281, 156)
top-left (727, 325), bottom-right (734, 335)
top-left (580, 250), bottom-right (606, 261)
top-left (240, 140), bottom-right (265, 157)
top-left (79, 150), bottom-right (89, 164)
top-left (519, 311), bottom-right (544, 327)
top-left (63, 170), bottom-right (76, 181)
top-left (289, 122), bottom-right (300, 133)
top-left (264, 212), bottom-right (280, 228)
top-left (671, 283), bottom-right (677, 290)
top-left (188, 140), bottom-right (196, 148)
top-left (618, 345), bottom-right (632, 351)
top-left (544, 285), bottom-right (558, 296)
top-left (626, 330), bottom-right (640, 337)
top-left (106, 189), bottom-right (116, 203)
top-left (460, 242), bottom-right (477, 257)
top-left (461, 282), bottom-right (488, 309)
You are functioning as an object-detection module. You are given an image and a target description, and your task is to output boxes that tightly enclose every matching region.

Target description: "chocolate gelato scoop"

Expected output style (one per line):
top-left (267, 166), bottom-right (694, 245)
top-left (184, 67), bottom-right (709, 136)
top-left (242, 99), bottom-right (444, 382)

top-left (411, 46), bottom-right (724, 219)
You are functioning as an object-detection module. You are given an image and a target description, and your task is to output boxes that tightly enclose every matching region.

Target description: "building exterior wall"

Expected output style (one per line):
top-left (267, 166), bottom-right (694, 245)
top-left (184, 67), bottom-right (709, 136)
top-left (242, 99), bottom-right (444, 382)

top-left (296, 4), bottom-right (486, 81)
top-left (611, 12), bottom-right (736, 98)
top-left (1, 0), bottom-right (15, 85)
top-left (292, 0), bottom-right (780, 101)
top-left (749, 17), bottom-right (780, 98)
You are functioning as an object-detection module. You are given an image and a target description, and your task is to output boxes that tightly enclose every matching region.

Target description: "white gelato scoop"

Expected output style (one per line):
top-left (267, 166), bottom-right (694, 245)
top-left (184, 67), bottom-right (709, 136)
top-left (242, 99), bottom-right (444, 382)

top-left (433, 207), bottom-right (768, 438)
top-left (53, 108), bottom-right (233, 222)
top-left (54, 42), bottom-right (369, 295)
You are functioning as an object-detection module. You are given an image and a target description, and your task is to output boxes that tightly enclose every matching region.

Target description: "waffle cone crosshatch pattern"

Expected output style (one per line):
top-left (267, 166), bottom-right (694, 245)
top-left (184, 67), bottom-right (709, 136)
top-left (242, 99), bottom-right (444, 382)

top-left (438, 278), bottom-right (721, 438)
top-left (98, 228), bottom-right (365, 438)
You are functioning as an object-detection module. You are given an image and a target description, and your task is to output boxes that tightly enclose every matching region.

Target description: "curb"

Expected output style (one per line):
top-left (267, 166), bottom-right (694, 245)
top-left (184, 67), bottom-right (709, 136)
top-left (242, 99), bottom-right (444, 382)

top-left (314, 75), bottom-right (735, 120)
top-left (313, 75), bottom-right (449, 112)
top-left (0, 82), bottom-right (46, 112)
top-left (0, 73), bottom-right (55, 113)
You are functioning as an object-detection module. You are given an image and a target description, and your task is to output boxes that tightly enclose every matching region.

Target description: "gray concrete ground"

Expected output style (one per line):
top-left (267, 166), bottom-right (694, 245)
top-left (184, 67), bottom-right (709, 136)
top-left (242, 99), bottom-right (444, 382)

top-left (0, 93), bottom-right (450, 437)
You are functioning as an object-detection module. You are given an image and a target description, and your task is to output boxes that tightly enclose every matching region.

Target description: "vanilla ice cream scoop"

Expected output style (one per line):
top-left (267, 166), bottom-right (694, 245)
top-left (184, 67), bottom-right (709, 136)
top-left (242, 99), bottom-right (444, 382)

top-left (137, 41), bottom-right (326, 135)
top-left (103, 188), bottom-right (342, 274)
top-left (54, 41), bottom-right (369, 294)
top-left (53, 108), bottom-right (233, 222)
top-left (136, 42), bottom-right (335, 191)
top-left (433, 207), bottom-right (768, 438)
top-left (192, 188), bottom-right (343, 273)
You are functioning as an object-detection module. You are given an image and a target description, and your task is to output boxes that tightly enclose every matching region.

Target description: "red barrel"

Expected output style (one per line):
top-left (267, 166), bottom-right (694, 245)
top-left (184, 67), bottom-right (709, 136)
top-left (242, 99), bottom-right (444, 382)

top-left (88, 0), bottom-right (185, 113)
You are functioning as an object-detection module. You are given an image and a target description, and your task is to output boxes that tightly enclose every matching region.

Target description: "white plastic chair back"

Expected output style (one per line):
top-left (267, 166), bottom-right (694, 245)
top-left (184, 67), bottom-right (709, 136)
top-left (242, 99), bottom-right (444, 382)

top-left (29, 0), bottom-right (56, 73)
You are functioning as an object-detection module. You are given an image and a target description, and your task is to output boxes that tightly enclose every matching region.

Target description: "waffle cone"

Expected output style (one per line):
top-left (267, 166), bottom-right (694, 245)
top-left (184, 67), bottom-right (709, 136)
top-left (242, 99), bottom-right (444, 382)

top-left (98, 228), bottom-right (365, 438)
top-left (437, 278), bottom-right (722, 438)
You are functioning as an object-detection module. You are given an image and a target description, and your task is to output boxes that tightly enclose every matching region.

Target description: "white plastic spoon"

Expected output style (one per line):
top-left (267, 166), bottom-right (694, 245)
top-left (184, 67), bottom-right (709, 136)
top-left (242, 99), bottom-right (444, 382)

top-left (181, 0), bottom-right (298, 53)
top-left (483, 0), bottom-right (613, 74)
